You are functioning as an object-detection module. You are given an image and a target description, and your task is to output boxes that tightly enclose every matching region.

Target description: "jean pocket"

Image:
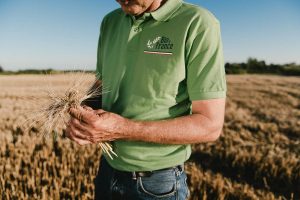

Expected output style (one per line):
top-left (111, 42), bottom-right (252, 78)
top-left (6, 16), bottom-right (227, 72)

top-left (137, 171), bottom-right (177, 198)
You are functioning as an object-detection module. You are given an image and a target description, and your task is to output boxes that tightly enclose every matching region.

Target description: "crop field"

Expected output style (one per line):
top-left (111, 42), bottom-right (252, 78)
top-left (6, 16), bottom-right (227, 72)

top-left (0, 74), bottom-right (299, 200)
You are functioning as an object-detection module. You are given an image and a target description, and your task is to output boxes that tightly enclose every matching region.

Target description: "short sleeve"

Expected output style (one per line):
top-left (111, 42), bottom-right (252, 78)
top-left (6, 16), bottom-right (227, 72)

top-left (186, 21), bottom-right (227, 101)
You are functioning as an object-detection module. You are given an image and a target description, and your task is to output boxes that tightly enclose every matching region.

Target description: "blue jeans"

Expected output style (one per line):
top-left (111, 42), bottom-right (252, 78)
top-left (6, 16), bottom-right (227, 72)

top-left (94, 157), bottom-right (190, 200)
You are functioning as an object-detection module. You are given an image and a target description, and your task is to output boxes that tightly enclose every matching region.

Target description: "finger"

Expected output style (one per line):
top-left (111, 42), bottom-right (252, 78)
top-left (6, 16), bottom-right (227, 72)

top-left (82, 105), bottom-right (93, 111)
top-left (66, 126), bottom-right (88, 144)
top-left (72, 135), bottom-right (92, 146)
top-left (71, 118), bottom-right (90, 135)
top-left (69, 107), bottom-right (96, 123)
top-left (65, 126), bottom-right (73, 139)
top-left (94, 109), bottom-right (106, 115)
top-left (69, 122), bottom-right (90, 140)
top-left (65, 125), bottom-right (79, 140)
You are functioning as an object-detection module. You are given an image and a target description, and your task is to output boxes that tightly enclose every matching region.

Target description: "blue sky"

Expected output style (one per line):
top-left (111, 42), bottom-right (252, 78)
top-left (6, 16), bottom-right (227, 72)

top-left (0, 0), bottom-right (300, 71)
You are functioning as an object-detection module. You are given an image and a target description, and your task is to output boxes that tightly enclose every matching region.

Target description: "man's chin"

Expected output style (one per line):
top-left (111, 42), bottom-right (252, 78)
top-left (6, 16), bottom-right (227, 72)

top-left (121, 6), bottom-right (143, 16)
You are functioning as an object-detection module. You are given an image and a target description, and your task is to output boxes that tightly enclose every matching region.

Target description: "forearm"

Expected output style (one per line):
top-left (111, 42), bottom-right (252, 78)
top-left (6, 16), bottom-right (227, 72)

top-left (122, 114), bottom-right (224, 145)
top-left (67, 99), bottom-right (225, 146)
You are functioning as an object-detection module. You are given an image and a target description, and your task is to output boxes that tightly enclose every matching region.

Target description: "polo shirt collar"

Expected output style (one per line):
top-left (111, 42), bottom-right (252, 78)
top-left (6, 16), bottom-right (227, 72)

top-left (151, 0), bottom-right (183, 21)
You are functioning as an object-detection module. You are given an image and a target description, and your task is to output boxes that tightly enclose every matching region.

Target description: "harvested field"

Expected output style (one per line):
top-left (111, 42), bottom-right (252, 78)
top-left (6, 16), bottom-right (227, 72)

top-left (0, 74), bottom-right (299, 199)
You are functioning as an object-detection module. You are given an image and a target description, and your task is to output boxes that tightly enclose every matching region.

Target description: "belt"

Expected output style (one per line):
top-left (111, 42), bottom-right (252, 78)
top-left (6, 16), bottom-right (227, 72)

top-left (114, 164), bottom-right (184, 180)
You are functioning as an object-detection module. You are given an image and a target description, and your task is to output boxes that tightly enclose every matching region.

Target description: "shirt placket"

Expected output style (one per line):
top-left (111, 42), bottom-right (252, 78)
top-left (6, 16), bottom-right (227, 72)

top-left (127, 14), bottom-right (151, 49)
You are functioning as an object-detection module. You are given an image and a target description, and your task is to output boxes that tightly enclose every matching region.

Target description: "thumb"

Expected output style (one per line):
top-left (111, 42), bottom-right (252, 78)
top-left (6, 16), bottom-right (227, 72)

top-left (82, 105), bottom-right (93, 111)
top-left (94, 109), bottom-right (106, 115)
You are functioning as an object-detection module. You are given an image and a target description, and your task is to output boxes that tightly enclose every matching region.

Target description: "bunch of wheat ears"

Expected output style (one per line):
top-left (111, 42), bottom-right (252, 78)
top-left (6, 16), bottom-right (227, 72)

top-left (25, 72), bottom-right (117, 159)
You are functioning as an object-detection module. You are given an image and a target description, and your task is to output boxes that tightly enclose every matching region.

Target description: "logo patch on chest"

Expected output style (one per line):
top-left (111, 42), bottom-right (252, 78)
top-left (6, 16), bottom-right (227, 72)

top-left (144, 36), bottom-right (173, 55)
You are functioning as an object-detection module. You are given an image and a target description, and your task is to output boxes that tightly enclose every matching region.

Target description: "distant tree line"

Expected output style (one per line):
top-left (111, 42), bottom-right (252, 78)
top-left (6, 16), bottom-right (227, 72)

top-left (225, 58), bottom-right (300, 76)
top-left (0, 68), bottom-right (56, 75)
top-left (0, 67), bottom-right (94, 75)
top-left (1, 58), bottom-right (300, 76)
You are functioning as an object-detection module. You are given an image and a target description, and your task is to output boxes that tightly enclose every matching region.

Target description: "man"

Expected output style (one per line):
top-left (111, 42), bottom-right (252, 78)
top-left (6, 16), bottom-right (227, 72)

top-left (66, 0), bottom-right (226, 199)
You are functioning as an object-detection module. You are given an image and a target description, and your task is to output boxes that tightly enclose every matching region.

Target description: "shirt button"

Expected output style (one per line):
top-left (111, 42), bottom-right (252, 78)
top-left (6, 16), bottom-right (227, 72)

top-left (133, 27), bottom-right (142, 32)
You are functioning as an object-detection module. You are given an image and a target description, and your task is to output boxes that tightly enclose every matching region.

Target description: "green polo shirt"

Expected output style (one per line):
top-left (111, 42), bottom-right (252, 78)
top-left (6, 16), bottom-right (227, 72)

top-left (96, 0), bottom-right (226, 171)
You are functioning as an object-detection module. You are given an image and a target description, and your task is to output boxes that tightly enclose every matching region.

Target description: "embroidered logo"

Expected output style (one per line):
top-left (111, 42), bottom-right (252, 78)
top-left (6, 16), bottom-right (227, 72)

top-left (144, 36), bottom-right (173, 55)
top-left (147, 36), bottom-right (161, 49)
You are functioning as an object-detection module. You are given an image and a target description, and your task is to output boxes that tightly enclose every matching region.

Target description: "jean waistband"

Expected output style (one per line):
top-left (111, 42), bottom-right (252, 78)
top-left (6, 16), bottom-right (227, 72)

top-left (113, 164), bottom-right (185, 180)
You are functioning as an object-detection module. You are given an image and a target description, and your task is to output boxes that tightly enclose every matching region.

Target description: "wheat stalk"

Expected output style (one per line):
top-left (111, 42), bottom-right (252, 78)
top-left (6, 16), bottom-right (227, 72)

top-left (24, 71), bottom-right (117, 159)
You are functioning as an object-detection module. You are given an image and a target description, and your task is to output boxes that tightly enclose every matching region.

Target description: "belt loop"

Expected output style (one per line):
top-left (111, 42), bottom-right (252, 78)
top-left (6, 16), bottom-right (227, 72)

top-left (175, 164), bottom-right (184, 176)
top-left (179, 164), bottom-right (184, 172)
top-left (132, 171), bottom-right (137, 180)
top-left (175, 166), bottom-right (180, 176)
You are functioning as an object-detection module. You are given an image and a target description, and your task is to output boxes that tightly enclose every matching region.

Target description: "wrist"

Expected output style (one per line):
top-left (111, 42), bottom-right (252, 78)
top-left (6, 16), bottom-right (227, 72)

top-left (120, 118), bottom-right (143, 141)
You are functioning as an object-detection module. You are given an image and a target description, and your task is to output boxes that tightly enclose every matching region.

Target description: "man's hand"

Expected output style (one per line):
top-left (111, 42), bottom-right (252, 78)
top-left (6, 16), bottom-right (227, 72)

top-left (65, 106), bottom-right (128, 145)
top-left (66, 98), bottom-right (226, 146)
